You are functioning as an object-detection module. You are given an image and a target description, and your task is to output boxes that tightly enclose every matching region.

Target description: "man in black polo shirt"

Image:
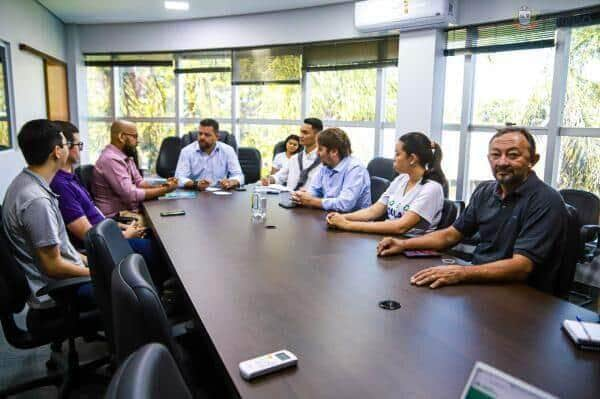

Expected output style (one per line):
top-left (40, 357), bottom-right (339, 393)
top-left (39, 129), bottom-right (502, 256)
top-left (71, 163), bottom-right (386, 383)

top-left (376, 127), bottom-right (568, 293)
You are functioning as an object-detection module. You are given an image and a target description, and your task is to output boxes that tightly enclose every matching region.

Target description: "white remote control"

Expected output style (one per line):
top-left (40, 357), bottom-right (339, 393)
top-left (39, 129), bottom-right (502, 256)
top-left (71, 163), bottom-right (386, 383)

top-left (239, 349), bottom-right (298, 380)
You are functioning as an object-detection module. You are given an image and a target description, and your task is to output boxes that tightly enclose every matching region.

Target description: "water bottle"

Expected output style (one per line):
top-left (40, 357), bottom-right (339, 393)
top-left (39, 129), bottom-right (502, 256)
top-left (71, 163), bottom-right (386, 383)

top-left (251, 187), bottom-right (267, 223)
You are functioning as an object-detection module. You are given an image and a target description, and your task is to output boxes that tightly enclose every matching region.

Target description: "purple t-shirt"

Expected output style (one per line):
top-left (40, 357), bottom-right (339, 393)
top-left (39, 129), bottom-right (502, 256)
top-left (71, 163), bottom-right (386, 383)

top-left (50, 169), bottom-right (105, 246)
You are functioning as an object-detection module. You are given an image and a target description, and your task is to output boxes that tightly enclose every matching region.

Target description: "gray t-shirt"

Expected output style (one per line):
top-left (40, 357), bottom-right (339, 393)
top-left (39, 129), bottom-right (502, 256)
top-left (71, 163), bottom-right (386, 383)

top-left (2, 169), bottom-right (84, 307)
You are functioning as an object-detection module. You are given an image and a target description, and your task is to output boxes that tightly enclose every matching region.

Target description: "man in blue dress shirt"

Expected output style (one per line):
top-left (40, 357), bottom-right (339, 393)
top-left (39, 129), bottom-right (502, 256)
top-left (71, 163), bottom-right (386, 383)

top-left (175, 118), bottom-right (244, 190)
top-left (292, 128), bottom-right (371, 213)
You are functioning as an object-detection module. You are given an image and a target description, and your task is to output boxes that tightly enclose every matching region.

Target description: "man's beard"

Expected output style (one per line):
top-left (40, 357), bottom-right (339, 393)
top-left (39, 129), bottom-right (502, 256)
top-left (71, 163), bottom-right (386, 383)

top-left (123, 144), bottom-right (137, 158)
top-left (494, 167), bottom-right (526, 186)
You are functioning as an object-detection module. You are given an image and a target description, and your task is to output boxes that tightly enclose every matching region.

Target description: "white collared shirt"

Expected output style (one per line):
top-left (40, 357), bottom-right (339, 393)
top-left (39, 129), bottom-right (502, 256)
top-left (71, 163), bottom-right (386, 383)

top-left (272, 147), bottom-right (320, 190)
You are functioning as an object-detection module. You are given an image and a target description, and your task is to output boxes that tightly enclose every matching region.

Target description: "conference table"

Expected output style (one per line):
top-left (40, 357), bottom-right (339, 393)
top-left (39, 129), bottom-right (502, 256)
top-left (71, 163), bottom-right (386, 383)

top-left (144, 188), bottom-right (600, 399)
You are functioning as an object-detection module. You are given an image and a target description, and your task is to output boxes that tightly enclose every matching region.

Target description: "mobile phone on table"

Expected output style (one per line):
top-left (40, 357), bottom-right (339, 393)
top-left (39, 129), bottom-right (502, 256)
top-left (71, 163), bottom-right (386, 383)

top-left (160, 209), bottom-right (186, 217)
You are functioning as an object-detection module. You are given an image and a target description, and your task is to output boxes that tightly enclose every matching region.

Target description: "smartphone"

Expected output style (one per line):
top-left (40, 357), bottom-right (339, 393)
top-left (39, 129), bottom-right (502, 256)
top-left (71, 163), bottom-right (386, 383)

top-left (160, 210), bottom-right (186, 217)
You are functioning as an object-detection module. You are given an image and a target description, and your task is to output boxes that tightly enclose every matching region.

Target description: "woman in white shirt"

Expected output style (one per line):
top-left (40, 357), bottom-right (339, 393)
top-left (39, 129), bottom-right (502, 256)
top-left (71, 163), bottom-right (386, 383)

top-left (271, 134), bottom-right (301, 175)
top-left (326, 132), bottom-right (447, 235)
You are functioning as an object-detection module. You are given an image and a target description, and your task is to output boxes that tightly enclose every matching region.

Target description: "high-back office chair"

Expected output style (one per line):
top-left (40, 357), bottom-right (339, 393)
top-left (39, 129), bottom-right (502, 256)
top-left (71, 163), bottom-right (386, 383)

top-left (554, 204), bottom-right (583, 299)
top-left (0, 206), bottom-right (105, 397)
top-left (105, 343), bottom-right (192, 399)
top-left (370, 176), bottom-right (390, 205)
top-left (111, 254), bottom-right (179, 364)
top-left (272, 140), bottom-right (303, 159)
top-left (75, 164), bottom-right (95, 196)
top-left (85, 219), bottom-right (134, 355)
top-left (438, 199), bottom-right (458, 230)
top-left (156, 136), bottom-right (182, 178)
top-left (182, 130), bottom-right (238, 153)
top-left (272, 140), bottom-right (287, 158)
top-left (367, 157), bottom-right (397, 182)
top-left (560, 189), bottom-right (600, 261)
top-left (238, 147), bottom-right (262, 184)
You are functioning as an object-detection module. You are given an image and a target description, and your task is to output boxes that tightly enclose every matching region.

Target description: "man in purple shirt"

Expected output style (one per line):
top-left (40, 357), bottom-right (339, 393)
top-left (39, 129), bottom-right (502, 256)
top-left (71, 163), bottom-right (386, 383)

top-left (92, 120), bottom-right (178, 217)
top-left (50, 121), bottom-right (167, 284)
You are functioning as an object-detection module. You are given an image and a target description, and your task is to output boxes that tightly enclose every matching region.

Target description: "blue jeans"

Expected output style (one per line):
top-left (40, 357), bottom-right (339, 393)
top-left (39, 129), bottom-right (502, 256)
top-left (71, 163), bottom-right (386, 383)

top-left (75, 282), bottom-right (96, 311)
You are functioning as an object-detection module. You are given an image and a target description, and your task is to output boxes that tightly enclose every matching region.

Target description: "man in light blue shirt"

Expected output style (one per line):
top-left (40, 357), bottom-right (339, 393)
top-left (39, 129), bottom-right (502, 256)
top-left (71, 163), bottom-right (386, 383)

top-left (292, 128), bottom-right (371, 212)
top-left (175, 118), bottom-right (244, 190)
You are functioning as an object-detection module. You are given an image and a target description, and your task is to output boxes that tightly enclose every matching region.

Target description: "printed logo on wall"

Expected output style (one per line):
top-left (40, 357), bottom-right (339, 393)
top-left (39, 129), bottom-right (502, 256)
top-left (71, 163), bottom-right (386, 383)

top-left (518, 6), bottom-right (532, 27)
top-left (515, 5), bottom-right (538, 30)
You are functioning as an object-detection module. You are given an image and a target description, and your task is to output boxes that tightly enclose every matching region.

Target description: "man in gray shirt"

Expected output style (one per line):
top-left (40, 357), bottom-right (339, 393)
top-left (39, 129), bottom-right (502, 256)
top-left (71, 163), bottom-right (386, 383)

top-left (2, 119), bottom-right (90, 309)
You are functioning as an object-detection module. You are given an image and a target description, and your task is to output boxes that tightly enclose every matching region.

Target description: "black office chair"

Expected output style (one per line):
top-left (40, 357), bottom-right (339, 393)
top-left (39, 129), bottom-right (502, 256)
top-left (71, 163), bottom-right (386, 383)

top-left (554, 204), bottom-right (583, 299)
top-left (370, 176), bottom-right (390, 205)
top-left (105, 343), bottom-right (192, 399)
top-left (272, 140), bottom-right (287, 159)
top-left (156, 136), bottom-right (182, 178)
top-left (453, 200), bottom-right (465, 217)
top-left (560, 189), bottom-right (600, 261)
top-left (367, 157), bottom-right (397, 182)
top-left (438, 199), bottom-right (458, 230)
top-left (182, 130), bottom-right (238, 153)
top-left (238, 147), bottom-right (262, 184)
top-left (84, 219), bottom-right (134, 356)
top-left (111, 254), bottom-right (182, 362)
top-left (0, 206), bottom-right (106, 397)
top-left (75, 164), bottom-right (95, 196)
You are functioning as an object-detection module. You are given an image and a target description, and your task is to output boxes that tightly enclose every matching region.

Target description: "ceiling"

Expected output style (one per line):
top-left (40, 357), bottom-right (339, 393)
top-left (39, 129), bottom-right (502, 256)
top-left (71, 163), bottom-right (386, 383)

top-left (38, 0), bottom-right (353, 24)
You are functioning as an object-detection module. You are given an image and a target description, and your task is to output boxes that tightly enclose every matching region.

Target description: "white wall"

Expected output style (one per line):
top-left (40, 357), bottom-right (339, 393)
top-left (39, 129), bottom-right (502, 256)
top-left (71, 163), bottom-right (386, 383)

top-left (457, 0), bottom-right (600, 25)
top-left (0, 0), bottom-right (66, 200)
top-left (77, 2), bottom-right (375, 54)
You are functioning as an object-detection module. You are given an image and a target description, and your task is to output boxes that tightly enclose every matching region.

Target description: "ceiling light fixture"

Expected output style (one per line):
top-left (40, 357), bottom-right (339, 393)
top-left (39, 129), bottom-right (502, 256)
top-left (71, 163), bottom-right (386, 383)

top-left (164, 1), bottom-right (189, 11)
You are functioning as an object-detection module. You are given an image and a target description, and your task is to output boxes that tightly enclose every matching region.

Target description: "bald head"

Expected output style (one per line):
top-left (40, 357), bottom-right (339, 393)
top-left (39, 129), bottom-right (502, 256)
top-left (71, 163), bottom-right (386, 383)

top-left (110, 120), bottom-right (138, 156)
top-left (111, 120), bottom-right (137, 142)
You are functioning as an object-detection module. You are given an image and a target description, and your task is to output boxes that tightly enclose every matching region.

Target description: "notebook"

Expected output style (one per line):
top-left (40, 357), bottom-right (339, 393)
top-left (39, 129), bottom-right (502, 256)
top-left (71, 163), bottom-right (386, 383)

top-left (158, 190), bottom-right (198, 200)
top-left (461, 362), bottom-right (557, 399)
top-left (562, 319), bottom-right (600, 350)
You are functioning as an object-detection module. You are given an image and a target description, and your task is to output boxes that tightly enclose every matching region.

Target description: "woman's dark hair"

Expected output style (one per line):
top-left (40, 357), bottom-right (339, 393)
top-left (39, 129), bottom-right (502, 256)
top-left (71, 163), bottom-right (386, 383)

top-left (398, 132), bottom-right (448, 197)
top-left (317, 128), bottom-right (352, 159)
top-left (284, 134), bottom-right (301, 154)
top-left (18, 119), bottom-right (64, 166)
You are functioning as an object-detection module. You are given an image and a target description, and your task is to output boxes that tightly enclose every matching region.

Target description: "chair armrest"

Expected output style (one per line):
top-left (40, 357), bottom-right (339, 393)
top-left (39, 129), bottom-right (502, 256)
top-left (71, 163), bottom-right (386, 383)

top-left (581, 224), bottom-right (600, 241)
top-left (36, 276), bottom-right (92, 302)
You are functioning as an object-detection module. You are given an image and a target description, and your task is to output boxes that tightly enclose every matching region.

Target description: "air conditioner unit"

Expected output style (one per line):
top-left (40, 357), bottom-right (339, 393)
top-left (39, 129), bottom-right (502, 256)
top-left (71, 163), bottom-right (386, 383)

top-left (355, 0), bottom-right (457, 32)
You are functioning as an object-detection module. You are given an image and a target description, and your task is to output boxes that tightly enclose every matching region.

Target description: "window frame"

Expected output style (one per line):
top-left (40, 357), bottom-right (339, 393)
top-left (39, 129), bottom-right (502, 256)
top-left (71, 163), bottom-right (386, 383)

top-left (442, 24), bottom-right (600, 201)
top-left (0, 40), bottom-right (15, 151)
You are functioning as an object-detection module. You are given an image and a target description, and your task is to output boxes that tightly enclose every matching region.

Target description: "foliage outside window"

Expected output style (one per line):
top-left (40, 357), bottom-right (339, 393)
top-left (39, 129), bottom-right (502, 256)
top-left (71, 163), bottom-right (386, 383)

top-left (182, 72), bottom-right (231, 119)
top-left (559, 25), bottom-right (600, 197)
top-left (0, 45), bottom-right (12, 150)
top-left (309, 69), bottom-right (376, 121)
top-left (472, 48), bottom-right (554, 127)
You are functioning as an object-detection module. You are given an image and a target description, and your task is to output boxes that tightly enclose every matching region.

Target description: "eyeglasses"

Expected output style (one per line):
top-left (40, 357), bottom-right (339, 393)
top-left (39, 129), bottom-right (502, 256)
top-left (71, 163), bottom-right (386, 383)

top-left (122, 133), bottom-right (139, 140)
top-left (67, 141), bottom-right (84, 150)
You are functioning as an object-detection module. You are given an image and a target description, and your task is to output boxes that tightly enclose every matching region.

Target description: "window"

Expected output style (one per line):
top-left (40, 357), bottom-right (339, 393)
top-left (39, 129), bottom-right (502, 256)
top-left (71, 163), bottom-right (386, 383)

top-left (238, 124), bottom-right (298, 174)
top-left (443, 56), bottom-right (464, 124)
top-left (340, 127), bottom-right (375, 165)
top-left (472, 48), bottom-right (554, 126)
top-left (563, 25), bottom-right (600, 128)
top-left (384, 67), bottom-right (398, 123)
top-left (441, 131), bottom-right (460, 199)
top-left (309, 69), bottom-right (376, 121)
top-left (84, 40), bottom-right (396, 178)
top-left (181, 72), bottom-right (231, 119)
top-left (0, 42), bottom-right (13, 150)
top-left (237, 84), bottom-right (300, 120)
top-left (118, 66), bottom-right (175, 118)
top-left (558, 137), bottom-right (600, 197)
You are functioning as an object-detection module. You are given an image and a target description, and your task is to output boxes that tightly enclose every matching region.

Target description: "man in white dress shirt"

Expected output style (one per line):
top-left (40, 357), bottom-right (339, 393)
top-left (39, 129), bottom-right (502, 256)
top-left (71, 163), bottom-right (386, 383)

top-left (261, 118), bottom-right (323, 190)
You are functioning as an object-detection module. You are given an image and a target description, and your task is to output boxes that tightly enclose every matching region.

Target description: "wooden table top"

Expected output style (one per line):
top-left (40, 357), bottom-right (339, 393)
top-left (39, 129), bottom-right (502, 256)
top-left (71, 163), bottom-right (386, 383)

top-left (144, 189), bottom-right (600, 399)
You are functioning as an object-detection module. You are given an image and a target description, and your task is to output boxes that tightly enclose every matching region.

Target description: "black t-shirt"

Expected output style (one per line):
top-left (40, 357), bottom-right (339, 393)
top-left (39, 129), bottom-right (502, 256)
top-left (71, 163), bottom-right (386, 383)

top-left (453, 173), bottom-right (568, 293)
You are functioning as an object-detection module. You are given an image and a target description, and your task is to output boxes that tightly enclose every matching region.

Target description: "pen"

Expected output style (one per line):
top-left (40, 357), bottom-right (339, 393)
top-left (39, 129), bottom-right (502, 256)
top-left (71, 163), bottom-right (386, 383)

top-left (576, 316), bottom-right (593, 342)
